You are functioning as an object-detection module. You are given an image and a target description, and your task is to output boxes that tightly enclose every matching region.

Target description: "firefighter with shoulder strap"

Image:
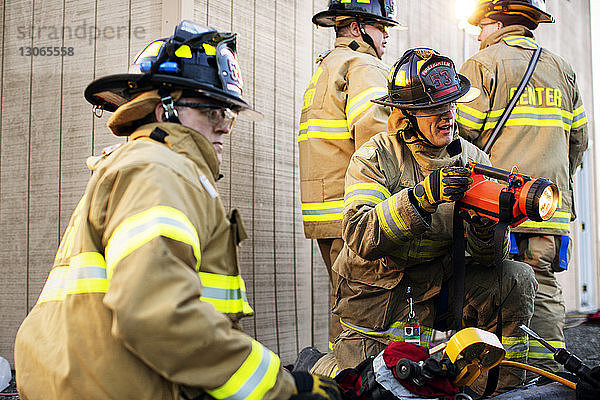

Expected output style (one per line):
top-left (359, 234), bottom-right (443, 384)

top-left (309, 47), bottom-right (537, 397)
top-left (299, 0), bottom-right (403, 350)
top-left (14, 20), bottom-right (340, 400)
top-left (457, 0), bottom-right (589, 376)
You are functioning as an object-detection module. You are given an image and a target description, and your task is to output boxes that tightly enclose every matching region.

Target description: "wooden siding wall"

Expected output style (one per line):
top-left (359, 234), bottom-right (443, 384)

top-left (1, 0), bottom-right (596, 367)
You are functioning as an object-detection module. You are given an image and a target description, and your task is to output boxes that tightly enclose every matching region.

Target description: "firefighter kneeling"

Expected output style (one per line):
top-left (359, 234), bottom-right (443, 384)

top-left (310, 48), bottom-right (537, 396)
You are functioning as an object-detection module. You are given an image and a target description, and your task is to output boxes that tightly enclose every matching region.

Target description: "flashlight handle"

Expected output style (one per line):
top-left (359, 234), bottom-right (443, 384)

top-left (471, 163), bottom-right (512, 182)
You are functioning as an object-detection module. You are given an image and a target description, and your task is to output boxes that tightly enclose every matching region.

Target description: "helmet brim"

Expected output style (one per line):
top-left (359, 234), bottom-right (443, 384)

top-left (85, 73), bottom-right (263, 121)
top-left (467, 2), bottom-right (554, 26)
top-left (372, 74), bottom-right (480, 109)
top-left (312, 10), bottom-right (402, 28)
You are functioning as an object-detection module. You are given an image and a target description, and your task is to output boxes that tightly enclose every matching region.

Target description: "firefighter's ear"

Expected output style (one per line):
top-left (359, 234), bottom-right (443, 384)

top-left (154, 102), bottom-right (167, 122)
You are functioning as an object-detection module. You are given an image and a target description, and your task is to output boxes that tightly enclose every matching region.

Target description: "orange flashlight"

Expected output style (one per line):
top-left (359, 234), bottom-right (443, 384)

top-left (459, 163), bottom-right (559, 228)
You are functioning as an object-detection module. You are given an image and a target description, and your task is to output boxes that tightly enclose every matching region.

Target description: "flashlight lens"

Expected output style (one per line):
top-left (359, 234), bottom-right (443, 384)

top-left (539, 186), bottom-right (555, 220)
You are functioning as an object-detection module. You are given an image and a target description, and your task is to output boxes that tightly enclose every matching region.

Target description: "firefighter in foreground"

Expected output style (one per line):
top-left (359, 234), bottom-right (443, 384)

top-left (300, 0), bottom-right (400, 350)
top-left (310, 48), bottom-right (537, 395)
top-left (14, 21), bottom-right (340, 400)
top-left (457, 0), bottom-right (589, 374)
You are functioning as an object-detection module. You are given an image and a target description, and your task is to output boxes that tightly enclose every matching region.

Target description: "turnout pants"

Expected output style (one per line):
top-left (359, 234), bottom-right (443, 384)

top-left (317, 238), bottom-right (345, 350)
top-left (512, 233), bottom-right (568, 373)
top-left (312, 259), bottom-right (537, 395)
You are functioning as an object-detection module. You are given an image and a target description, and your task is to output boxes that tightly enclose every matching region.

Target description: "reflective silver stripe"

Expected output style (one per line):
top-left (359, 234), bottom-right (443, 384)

top-left (502, 336), bottom-right (529, 359)
top-left (375, 195), bottom-right (412, 243)
top-left (340, 318), bottom-right (433, 348)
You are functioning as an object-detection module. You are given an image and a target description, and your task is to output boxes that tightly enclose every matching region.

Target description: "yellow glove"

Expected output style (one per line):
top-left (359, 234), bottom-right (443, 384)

top-left (413, 166), bottom-right (473, 213)
top-left (290, 371), bottom-right (342, 400)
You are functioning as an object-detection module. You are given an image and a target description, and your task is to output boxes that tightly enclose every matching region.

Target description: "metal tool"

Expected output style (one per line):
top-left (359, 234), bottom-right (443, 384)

top-left (520, 324), bottom-right (598, 385)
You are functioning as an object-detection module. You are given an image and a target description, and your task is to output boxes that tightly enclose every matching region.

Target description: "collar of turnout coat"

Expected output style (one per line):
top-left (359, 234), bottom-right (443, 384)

top-left (480, 24), bottom-right (534, 51)
top-left (334, 36), bottom-right (379, 58)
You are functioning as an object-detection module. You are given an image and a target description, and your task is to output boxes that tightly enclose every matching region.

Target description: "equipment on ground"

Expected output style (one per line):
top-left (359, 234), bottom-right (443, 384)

top-left (442, 328), bottom-right (506, 386)
top-left (519, 325), bottom-right (600, 387)
top-left (458, 163), bottom-right (559, 228)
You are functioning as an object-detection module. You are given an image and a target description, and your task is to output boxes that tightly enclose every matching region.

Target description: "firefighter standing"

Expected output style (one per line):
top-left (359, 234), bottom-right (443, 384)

top-left (299, 0), bottom-right (400, 348)
top-left (457, 0), bottom-right (589, 374)
top-left (14, 21), bottom-right (340, 400)
top-left (310, 48), bottom-right (538, 395)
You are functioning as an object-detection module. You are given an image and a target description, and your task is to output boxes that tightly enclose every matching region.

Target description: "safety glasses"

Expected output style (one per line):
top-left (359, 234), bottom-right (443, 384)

top-left (174, 102), bottom-right (238, 127)
top-left (368, 22), bottom-right (388, 34)
top-left (414, 102), bottom-right (457, 117)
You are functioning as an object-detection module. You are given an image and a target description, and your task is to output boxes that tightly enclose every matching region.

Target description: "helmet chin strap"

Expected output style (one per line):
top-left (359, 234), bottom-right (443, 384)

top-left (401, 109), bottom-right (438, 147)
top-left (158, 87), bottom-right (181, 124)
top-left (357, 20), bottom-right (381, 59)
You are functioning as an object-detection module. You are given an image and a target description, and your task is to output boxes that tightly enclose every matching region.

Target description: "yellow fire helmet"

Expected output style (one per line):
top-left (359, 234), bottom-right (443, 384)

top-left (468, 0), bottom-right (554, 29)
top-left (443, 327), bottom-right (505, 386)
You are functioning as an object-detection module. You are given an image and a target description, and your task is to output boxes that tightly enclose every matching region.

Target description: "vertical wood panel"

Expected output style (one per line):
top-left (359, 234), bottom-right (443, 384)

top-left (274, 0), bottom-right (299, 363)
top-left (59, 0), bottom-right (96, 237)
top-left (92, 0), bottom-right (130, 157)
top-left (252, 0), bottom-right (278, 351)
top-left (27, 0), bottom-right (64, 309)
top-left (293, 0), bottom-right (314, 353)
top-left (231, 0), bottom-right (257, 339)
top-left (0, 0), bottom-right (32, 365)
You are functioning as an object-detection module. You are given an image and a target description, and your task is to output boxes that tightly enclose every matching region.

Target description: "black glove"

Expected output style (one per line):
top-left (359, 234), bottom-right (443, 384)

top-left (412, 166), bottom-right (473, 213)
top-left (290, 371), bottom-right (342, 400)
top-left (461, 209), bottom-right (496, 240)
top-left (576, 366), bottom-right (600, 400)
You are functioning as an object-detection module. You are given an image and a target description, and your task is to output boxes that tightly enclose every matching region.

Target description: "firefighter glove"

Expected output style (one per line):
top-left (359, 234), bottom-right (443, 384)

top-left (290, 371), bottom-right (342, 400)
top-left (461, 209), bottom-right (496, 240)
top-left (413, 166), bottom-right (473, 213)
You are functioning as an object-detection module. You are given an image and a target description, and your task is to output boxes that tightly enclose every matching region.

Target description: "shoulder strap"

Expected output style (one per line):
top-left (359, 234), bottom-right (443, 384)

top-left (482, 46), bottom-right (543, 154)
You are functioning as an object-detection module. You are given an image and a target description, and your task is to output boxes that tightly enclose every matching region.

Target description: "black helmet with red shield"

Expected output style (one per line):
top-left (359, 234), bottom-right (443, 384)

top-left (85, 20), bottom-right (260, 122)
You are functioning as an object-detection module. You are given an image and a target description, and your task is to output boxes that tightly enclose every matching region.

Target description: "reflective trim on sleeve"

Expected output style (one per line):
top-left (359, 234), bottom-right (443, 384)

top-left (528, 339), bottom-right (565, 360)
top-left (572, 105), bottom-right (587, 129)
top-left (301, 200), bottom-right (344, 222)
top-left (502, 336), bottom-right (529, 360)
top-left (346, 86), bottom-right (387, 127)
top-left (199, 272), bottom-right (254, 315)
top-left (37, 252), bottom-right (108, 304)
top-left (340, 318), bottom-right (433, 348)
top-left (519, 211), bottom-right (571, 231)
top-left (344, 182), bottom-right (391, 208)
top-left (298, 119), bottom-right (351, 142)
top-left (388, 239), bottom-right (451, 263)
top-left (457, 104), bottom-right (487, 130)
top-left (375, 194), bottom-right (411, 243)
top-left (206, 340), bottom-right (281, 400)
top-left (105, 206), bottom-right (201, 278)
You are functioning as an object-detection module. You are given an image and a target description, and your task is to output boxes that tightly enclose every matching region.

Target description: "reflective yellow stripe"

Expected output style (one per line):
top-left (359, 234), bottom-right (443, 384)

top-left (302, 200), bottom-right (344, 222)
top-left (375, 195), bottom-right (411, 244)
top-left (346, 86), bottom-right (387, 126)
top-left (199, 272), bottom-right (254, 315)
top-left (37, 252), bottom-right (108, 304)
top-left (341, 318), bottom-right (433, 348)
top-left (298, 119), bottom-right (350, 142)
top-left (483, 106), bottom-right (573, 131)
top-left (502, 336), bottom-right (529, 360)
top-left (528, 339), bottom-right (565, 360)
top-left (175, 45), bottom-right (192, 58)
top-left (207, 340), bottom-right (280, 400)
top-left (504, 35), bottom-right (538, 49)
top-left (105, 206), bottom-right (201, 278)
top-left (572, 105), bottom-right (587, 129)
top-left (344, 182), bottom-right (391, 208)
top-left (519, 211), bottom-right (570, 230)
